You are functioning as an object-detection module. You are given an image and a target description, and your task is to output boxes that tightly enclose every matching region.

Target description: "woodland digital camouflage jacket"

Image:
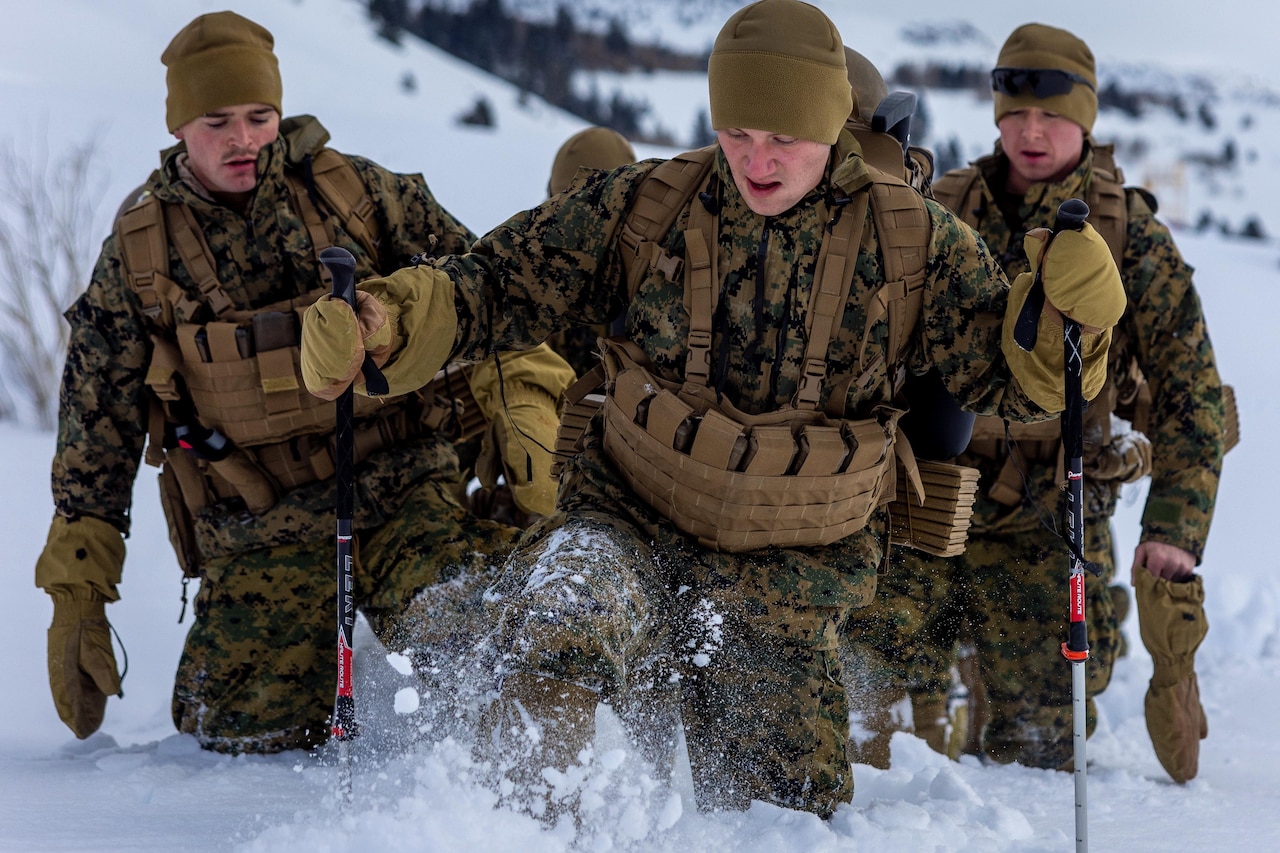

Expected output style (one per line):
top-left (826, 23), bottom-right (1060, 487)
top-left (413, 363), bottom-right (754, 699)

top-left (51, 116), bottom-right (473, 540)
top-left (404, 129), bottom-right (1086, 558)
top-left (945, 143), bottom-right (1225, 559)
top-left (437, 132), bottom-right (1059, 421)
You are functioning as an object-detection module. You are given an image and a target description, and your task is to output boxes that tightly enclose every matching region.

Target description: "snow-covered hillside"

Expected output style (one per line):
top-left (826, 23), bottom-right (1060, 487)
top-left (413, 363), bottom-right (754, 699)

top-left (2, 1), bottom-right (1279, 851)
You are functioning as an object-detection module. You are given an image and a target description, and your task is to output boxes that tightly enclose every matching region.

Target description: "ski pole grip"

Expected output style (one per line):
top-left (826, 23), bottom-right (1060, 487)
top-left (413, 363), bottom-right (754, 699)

top-left (1013, 198), bottom-right (1091, 351)
top-left (1054, 198), bottom-right (1089, 234)
top-left (318, 246), bottom-right (389, 396)
top-left (320, 246), bottom-right (357, 307)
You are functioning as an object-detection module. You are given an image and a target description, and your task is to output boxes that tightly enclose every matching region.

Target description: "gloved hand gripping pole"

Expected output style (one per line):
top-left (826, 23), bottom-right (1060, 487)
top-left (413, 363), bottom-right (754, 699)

top-left (317, 246), bottom-right (387, 806)
top-left (1013, 198), bottom-right (1093, 853)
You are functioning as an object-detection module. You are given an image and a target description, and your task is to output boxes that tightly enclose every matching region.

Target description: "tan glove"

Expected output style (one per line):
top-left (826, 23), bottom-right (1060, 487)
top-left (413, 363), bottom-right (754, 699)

top-left (300, 291), bottom-right (392, 401)
top-left (1087, 430), bottom-right (1154, 484)
top-left (469, 345), bottom-right (577, 518)
top-left (302, 266), bottom-right (460, 400)
top-left (35, 515), bottom-right (126, 739)
top-left (1002, 224), bottom-right (1124, 412)
top-left (1135, 570), bottom-right (1209, 783)
top-left (48, 597), bottom-right (121, 739)
top-left (482, 385), bottom-right (562, 517)
top-left (1025, 224), bottom-right (1126, 331)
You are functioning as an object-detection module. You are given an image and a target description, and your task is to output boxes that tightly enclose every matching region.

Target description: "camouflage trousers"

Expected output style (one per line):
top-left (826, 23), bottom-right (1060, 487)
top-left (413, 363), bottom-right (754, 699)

top-left (842, 514), bottom-right (1121, 769)
top-left (171, 477), bottom-right (519, 754)
top-left (483, 444), bottom-right (882, 818)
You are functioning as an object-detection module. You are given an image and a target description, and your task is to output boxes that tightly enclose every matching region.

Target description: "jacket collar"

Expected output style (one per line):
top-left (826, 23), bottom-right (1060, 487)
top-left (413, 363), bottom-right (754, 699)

top-left (149, 114), bottom-right (332, 212)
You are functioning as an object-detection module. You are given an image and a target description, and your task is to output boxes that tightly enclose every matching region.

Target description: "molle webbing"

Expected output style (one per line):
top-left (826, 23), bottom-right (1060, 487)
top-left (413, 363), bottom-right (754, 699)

top-left (155, 359), bottom-right (480, 566)
top-left (117, 151), bottom-right (479, 520)
top-left (619, 146), bottom-right (718, 301)
top-left (930, 143), bottom-right (1129, 271)
top-left (420, 362), bottom-right (486, 443)
top-left (552, 363), bottom-right (607, 477)
top-left (1222, 384), bottom-right (1239, 453)
top-left (864, 181), bottom-right (929, 383)
top-left (576, 146), bottom-right (949, 551)
top-left (602, 339), bottom-right (907, 552)
top-left (933, 145), bottom-right (1140, 506)
top-left (605, 184), bottom-right (909, 551)
top-left (286, 149), bottom-right (380, 285)
top-left (119, 148), bottom-right (380, 331)
top-left (1086, 146), bottom-right (1130, 271)
top-left (117, 196), bottom-right (234, 330)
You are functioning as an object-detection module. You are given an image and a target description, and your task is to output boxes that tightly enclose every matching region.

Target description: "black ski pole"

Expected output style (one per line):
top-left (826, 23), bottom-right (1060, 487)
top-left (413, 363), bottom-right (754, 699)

top-left (1012, 197), bottom-right (1092, 853)
top-left (317, 246), bottom-right (387, 805)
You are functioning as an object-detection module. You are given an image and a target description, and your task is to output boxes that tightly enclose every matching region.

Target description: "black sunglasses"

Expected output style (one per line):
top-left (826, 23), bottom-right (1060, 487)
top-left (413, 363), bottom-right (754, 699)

top-left (991, 67), bottom-right (1096, 98)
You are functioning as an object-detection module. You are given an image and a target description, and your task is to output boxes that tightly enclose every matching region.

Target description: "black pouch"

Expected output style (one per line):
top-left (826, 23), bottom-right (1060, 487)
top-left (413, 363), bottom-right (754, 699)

top-left (251, 311), bottom-right (299, 353)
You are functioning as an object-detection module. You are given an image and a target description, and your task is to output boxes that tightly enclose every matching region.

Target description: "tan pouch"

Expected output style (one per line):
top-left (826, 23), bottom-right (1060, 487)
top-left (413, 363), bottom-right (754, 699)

top-left (794, 425), bottom-right (849, 476)
top-left (690, 409), bottom-right (748, 471)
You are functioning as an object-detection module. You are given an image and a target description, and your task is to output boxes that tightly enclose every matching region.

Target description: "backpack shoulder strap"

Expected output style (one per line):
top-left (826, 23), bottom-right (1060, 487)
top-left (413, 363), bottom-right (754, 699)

top-left (305, 148), bottom-right (380, 263)
top-left (117, 192), bottom-right (235, 330)
top-left (865, 168), bottom-right (930, 377)
top-left (929, 165), bottom-right (981, 225)
top-left (283, 149), bottom-right (381, 276)
top-left (117, 191), bottom-right (171, 326)
top-left (794, 188), bottom-right (869, 409)
top-left (619, 145), bottom-right (717, 300)
top-left (1084, 144), bottom-right (1129, 271)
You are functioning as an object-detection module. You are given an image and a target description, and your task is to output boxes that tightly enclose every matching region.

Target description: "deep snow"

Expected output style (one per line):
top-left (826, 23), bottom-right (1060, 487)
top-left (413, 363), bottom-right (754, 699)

top-left (2, 1), bottom-right (1279, 850)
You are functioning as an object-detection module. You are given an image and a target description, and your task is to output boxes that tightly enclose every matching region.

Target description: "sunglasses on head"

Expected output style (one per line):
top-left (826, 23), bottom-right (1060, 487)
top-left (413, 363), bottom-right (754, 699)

top-left (991, 67), bottom-right (1096, 98)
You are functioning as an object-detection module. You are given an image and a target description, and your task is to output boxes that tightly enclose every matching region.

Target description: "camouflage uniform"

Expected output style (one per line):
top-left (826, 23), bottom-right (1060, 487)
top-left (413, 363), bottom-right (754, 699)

top-left (49, 116), bottom-right (520, 753)
top-left (845, 141), bottom-right (1226, 768)
top-left (422, 131), bottom-right (1066, 815)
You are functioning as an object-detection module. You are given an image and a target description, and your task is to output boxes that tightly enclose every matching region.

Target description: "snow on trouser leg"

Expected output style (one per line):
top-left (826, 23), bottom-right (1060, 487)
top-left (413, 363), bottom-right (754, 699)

top-left (477, 671), bottom-right (598, 825)
top-left (1136, 570), bottom-right (1209, 783)
top-left (679, 588), bottom-right (852, 818)
top-left (478, 513), bottom-right (668, 820)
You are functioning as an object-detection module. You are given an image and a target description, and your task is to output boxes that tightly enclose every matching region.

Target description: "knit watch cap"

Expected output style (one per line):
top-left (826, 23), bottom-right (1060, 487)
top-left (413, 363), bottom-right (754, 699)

top-left (548, 127), bottom-right (638, 196)
top-left (993, 23), bottom-right (1097, 132)
top-left (163, 11), bottom-right (283, 133)
top-left (845, 46), bottom-right (888, 126)
top-left (708, 0), bottom-right (852, 144)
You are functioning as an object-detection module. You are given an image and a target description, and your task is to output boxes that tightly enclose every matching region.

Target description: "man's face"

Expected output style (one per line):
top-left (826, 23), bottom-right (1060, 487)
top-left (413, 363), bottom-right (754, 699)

top-left (997, 107), bottom-right (1085, 193)
top-left (716, 128), bottom-right (830, 217)
top-left (173, 104), bottom-right (280, 195)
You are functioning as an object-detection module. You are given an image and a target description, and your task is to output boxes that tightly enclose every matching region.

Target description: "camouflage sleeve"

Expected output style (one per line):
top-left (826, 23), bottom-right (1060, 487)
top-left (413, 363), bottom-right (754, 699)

top-left (50, 236), bottom-right (152, 535)
top-left (434, 162), bottom-right (653, 361)
top-left (346, 154), bottom-right (477, 269)
top-left (916, 200), bottom-right (1050, 423)
top-left (1122, 212), bottom-right (1224, 561)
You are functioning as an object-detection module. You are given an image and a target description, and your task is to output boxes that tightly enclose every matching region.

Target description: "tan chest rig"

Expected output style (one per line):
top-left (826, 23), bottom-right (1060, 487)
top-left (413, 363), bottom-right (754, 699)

top-left (117, 150), bottom-right (483, 575)
top-left (559, 145), bottom-right (979, 554)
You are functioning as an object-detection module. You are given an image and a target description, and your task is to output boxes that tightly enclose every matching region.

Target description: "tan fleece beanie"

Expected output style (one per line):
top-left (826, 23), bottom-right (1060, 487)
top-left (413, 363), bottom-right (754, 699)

top-left (547, 127), bottom-right (638, 196)
top-left (845, 46), bottom-right (888, 125)
top-left (993, 23), bottom-right (1097, 133)
top-left (708, 0), bottom-right (851, 144)
top-left (163, 11), bottom-right (283, 133)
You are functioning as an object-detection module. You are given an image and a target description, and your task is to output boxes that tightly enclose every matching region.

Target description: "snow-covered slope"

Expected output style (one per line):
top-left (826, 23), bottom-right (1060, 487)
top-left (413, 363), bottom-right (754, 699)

top-left (2, 1), bottom-right (1278, 851)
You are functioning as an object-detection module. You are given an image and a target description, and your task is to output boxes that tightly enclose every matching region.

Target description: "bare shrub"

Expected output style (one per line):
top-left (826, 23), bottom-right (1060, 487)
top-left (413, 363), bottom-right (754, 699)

top-left (0, 136), bottom-right (106, 429)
